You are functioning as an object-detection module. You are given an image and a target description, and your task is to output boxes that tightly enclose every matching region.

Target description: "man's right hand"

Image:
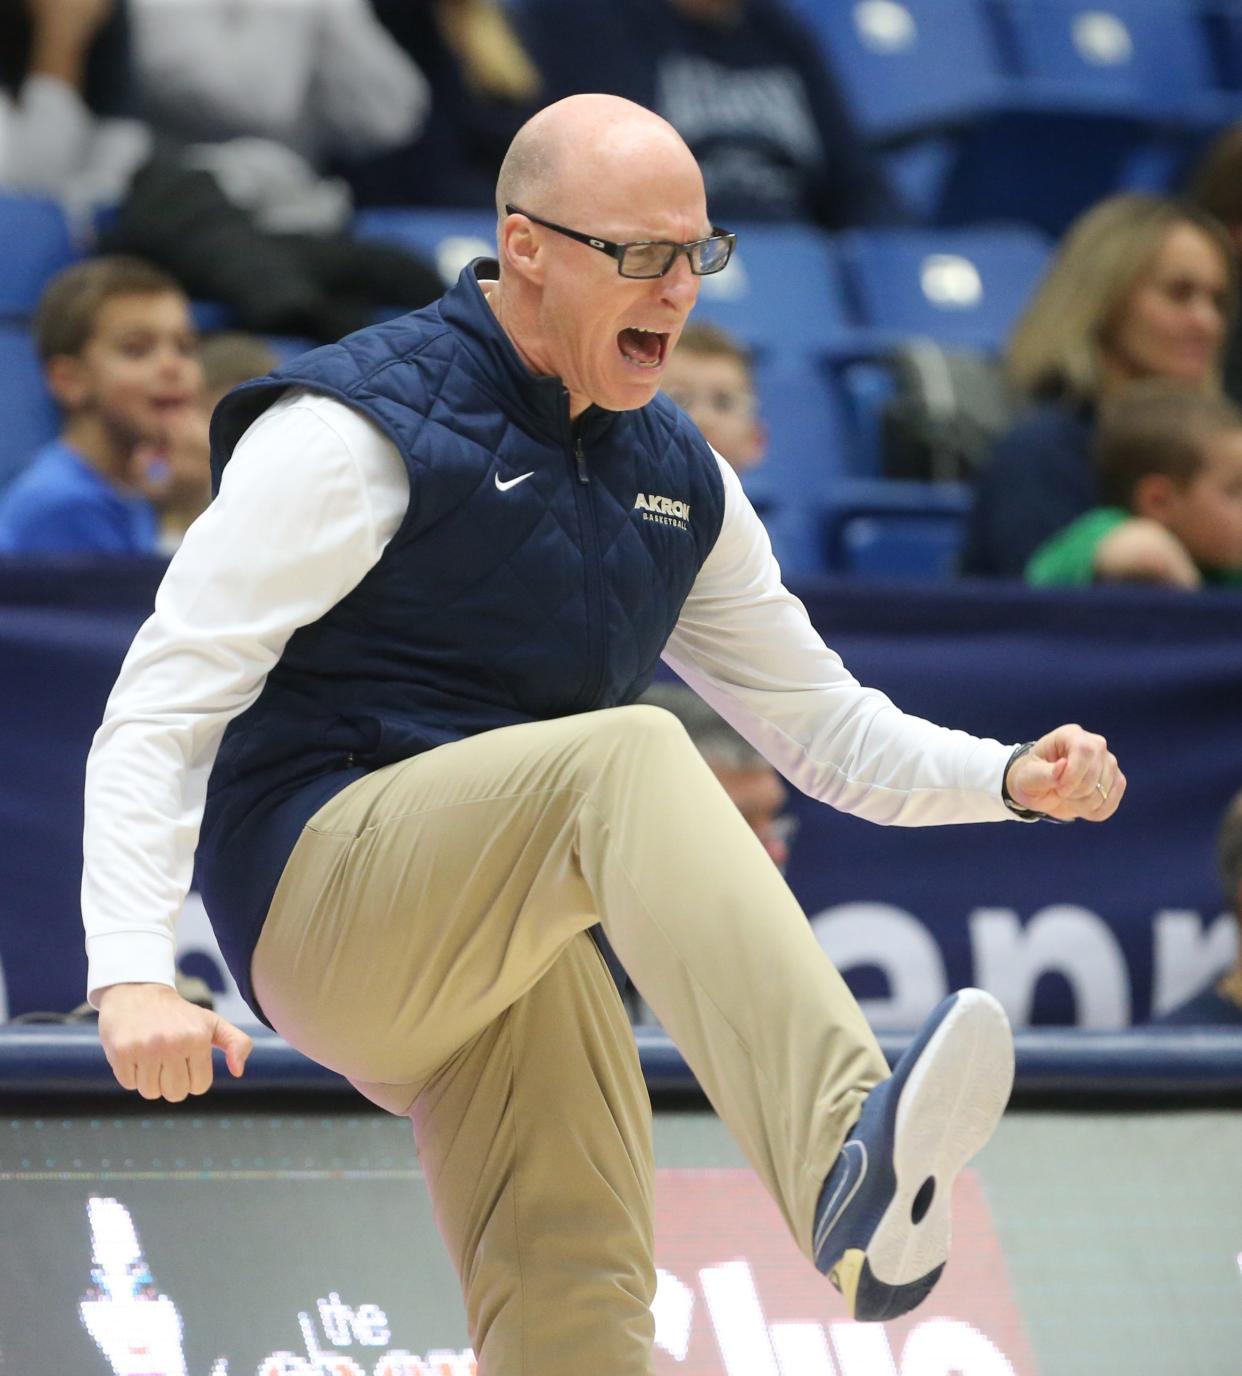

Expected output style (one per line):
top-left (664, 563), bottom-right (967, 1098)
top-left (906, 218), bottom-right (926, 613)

top-left (97, 983), bottom-right (253, 1102)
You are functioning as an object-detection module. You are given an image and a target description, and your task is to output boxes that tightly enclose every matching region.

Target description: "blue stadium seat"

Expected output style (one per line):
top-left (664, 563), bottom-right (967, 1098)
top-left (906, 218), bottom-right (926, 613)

top-left (788, 0), bottom-right (1005, 140)
top-left (352, 208), bottom-right (499, 285)
top-left (790, 0), bottom-right (1201, 231)
top-left (684, 225), bottom-right (854, 355)
top-left (837, 227), bottom-right (1051, 353)
top-left (1206, 1), bottom-right (1242, 93)
top-left (0, 327), bottom-right (58, 492)
top-left (739, 352), bottom-right (853, 580)
top-left (998, 0), bottom-right (1234, 128)
top-left (823, 479), bottom-right (972, 579)
top-left (0, 195), bottom-right (81, 317)
top-left (750, 352), bottom-right (862, 483)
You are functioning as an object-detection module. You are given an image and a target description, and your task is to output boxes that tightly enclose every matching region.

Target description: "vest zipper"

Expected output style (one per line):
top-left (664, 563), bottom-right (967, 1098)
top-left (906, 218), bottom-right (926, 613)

top-left (570, 433), bottom-right (608, 708)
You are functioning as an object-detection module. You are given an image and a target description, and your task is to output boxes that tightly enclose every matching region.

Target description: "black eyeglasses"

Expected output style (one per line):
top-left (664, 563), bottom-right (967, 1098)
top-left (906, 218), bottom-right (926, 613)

top-left (505, 204), bottom-right (736, 279)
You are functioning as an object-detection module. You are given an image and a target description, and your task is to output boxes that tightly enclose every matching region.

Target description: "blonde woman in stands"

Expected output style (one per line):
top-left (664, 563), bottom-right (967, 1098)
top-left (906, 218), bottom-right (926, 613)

top-left (961, 195), bottom-right (1235, 579)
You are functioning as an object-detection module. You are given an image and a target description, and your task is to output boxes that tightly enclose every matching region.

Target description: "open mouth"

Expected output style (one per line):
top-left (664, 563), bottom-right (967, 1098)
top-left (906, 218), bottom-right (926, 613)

top-left (617, 327), bottom-right (669, 370)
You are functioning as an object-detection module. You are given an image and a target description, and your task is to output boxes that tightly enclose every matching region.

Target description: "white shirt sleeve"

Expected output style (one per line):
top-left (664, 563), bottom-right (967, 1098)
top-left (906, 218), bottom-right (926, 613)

top-left (81, 392), bottom-right (410, 1004)
top-left (662, 454), bottom-right (1017, 826)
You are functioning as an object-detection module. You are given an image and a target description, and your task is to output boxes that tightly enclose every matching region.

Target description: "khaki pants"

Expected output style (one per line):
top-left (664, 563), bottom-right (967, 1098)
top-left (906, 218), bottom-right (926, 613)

top-left (252, 704), bottom-right (887, 1374)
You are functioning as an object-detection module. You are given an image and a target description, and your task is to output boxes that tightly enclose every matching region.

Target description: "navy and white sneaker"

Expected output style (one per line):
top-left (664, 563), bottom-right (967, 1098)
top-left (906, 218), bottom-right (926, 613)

top-left (813, 989), bottom-right (1014, 1322)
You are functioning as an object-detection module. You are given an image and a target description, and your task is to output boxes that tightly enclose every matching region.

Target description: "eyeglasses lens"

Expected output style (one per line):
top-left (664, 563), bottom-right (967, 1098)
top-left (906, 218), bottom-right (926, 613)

top-left (619, 236), bottom-right (734, 278)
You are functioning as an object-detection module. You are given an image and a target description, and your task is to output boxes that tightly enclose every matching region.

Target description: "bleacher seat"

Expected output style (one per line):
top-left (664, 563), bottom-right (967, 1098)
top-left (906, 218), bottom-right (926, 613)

top-left (1206, 0), bottom-right (1242, 93)
top-left (792, 0), bottom-right (1196, 232)
top-left (691, 225), bottom-right (855, 355)
top-left (789, 0), bottom-right (1004, 140)
top-left (0, 196), bottom-right (80, 317)
top-left (837, 226), bottom-right (1051, 353)
top-left (998, 0), bottom-right (1234, 129)
top-left (823, 479), bottom-right (972, 579)
top-left (739, 353), bottom-right (855, 580)
top-left (0, 327), bottom-right (58, 492)
top-left (353, 208), bottom-right (499, 285)
top-left (751, 352), bottom-right (869, 482)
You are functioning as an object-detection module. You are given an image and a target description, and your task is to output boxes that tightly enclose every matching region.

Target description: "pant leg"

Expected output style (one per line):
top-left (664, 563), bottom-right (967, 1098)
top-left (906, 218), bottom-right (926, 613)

top-left (374, 933), bottom-right (657, 1376)
top-left (251, 705), bottom-right (887, 1266)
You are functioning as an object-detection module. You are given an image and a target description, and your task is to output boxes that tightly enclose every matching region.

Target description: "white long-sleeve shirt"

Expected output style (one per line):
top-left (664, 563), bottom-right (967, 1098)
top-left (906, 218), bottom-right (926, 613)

top-left (82, 390), bottom-right (1016, 1004)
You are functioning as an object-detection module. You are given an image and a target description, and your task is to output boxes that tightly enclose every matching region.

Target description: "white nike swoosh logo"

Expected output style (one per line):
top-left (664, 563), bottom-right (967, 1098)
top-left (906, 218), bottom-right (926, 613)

top-left (495, 470), bottom-right (535, 492)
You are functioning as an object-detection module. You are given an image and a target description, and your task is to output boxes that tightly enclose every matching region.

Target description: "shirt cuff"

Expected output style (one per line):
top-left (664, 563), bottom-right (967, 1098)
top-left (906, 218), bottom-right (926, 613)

top-left (86, 931), bottom-right (178, 1008)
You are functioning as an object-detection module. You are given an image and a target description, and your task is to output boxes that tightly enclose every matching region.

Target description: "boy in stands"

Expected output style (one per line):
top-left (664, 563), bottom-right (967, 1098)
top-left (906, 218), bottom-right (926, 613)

top-left (0, 257), bottom-right (208, 555)
top-left (1026, 380), bottom-right (1242, 589)
top-left (660, 319), bottom-right (765, 475)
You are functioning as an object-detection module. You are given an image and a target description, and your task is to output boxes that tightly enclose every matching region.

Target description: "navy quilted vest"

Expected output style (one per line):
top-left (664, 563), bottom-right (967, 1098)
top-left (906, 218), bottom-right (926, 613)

top-left (198, 261), bottom-right (726, 1013)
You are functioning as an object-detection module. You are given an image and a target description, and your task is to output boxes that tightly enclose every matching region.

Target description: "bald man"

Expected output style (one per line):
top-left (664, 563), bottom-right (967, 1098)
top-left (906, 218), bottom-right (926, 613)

top-left (83, 95), bottom-right (1126, 1372)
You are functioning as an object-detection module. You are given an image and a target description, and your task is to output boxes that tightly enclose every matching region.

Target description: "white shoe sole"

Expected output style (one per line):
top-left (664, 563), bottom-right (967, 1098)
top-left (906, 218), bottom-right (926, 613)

top-left (864, 989), bottom-right (1015, 1290)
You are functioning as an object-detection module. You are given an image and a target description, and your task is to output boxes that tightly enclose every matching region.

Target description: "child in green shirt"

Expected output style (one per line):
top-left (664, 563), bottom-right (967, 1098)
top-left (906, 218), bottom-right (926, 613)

top-left (1026, 380), bottom-right (1242, 588)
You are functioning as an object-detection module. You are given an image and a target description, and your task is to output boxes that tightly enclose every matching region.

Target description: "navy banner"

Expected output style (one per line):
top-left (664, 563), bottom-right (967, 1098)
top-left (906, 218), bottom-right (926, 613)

top-left (1, 560), bottom-right (1238, 1026)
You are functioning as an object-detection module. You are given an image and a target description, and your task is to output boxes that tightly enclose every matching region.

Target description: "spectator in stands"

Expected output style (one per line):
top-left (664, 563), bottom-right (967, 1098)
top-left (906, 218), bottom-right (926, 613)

top-left (604, 681), bottom-right (796, 1024)
top-left (0, 0), bottom-right (443, 342)
top-left (1150, 788), bottom-right (1242, 1026)
top-left (0, 257), bottom-right (209, 556)
top-left (961, 195), bottom-right (1235, 579)
top-left (106, 0), bottom-right (445, 340)
top-left (1025, 382), bottom-right (1242, 589)
top-left (198, 333), bottom-right (279, 414)
top-left (127, 0), bottom-right (429, 169)
top-left (351, 0), bottom-right (541, 207)
top-left (659, 320), bottom-right (765, 475)
top-left (1187, 124), bottom-right (1242, 407)
top-left (513, 0), bottom-right (900, 229)
top-left (0, 0), bottom-right (150, 223)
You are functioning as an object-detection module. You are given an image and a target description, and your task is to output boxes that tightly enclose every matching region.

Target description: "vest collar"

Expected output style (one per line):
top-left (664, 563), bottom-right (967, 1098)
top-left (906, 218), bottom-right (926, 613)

top-left (440, 259), bottom-right (620, 446)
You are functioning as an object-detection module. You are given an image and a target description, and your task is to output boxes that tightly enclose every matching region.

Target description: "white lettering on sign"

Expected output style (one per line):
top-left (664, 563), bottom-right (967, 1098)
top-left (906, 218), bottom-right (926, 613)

top-left (1151, 909), bottom-right (1237, 1015)
top-left (971, 905), bottom-right (1130, 1027)
top-left (830, 1320), bottom-right (900, 1376)
top-left (899, 1316), bottom-right (1015, 1375)
top-left (810, 903), bottom-right (949, 1029)
top-left (808, 899), bottom-right (1213, 1027)
top-left (652, 1267), bottom-right (695, 1361)
top-left (770, 1321), bottom-right (837, 1376)
top-left (699, 1260), bottom-right (780, 1376)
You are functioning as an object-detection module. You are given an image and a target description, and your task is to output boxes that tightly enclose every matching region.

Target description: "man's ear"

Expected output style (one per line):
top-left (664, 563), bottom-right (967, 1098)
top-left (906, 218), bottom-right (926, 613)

top-left (1131, 471), bottom-right (1177, 520)
top-left (499, 212), bottom-right (543, 284)
top-left (44, 354), bottom-right (90, 410)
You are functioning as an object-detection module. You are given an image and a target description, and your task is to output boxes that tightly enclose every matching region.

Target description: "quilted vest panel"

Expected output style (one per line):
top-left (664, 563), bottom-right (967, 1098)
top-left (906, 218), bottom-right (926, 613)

top-left (197, 262), bottom-right (726, 1010)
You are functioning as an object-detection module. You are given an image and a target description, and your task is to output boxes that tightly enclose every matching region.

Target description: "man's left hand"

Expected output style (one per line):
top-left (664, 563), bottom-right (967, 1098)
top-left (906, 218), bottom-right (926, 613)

top-left (1005, 725), bottom-right (1125, 822)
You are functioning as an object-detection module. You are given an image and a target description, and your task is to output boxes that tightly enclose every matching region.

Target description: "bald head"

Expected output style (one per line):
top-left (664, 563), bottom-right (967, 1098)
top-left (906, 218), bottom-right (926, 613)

top-left (496, 95), bottom-right (704, 225)
top-left (491, 95), bottom-right (712, 420)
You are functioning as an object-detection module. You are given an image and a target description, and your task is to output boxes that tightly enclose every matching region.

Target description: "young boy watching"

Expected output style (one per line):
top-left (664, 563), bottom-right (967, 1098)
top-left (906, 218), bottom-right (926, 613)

top-left (1025, 380), bottom-right (1242, 589)
top-left (660, 320), bottom-right (766, 475)
top-left (0, 256), bottom-right (209, 555)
